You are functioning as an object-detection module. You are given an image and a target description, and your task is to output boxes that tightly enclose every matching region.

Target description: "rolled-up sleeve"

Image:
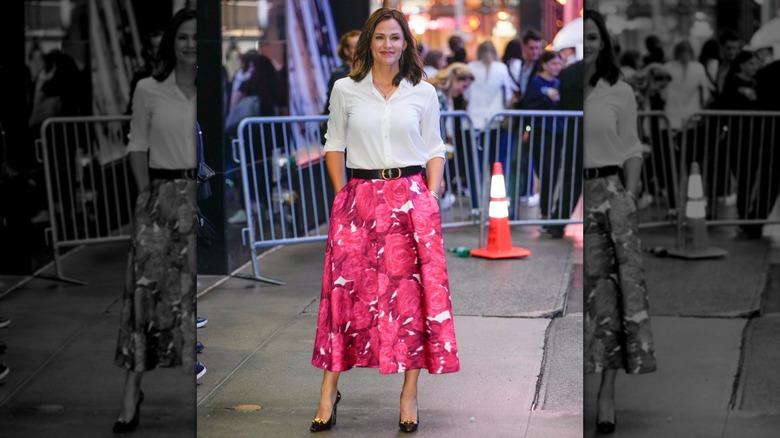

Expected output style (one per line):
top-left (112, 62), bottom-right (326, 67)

top-left (126, 83), bottom-right (150, 153)
top-left (323, 81), bottom-right (347, 154)
top-left (619, 86), bottom-right (643, 162)
top-left (420, 90), bottom-right (446, 161)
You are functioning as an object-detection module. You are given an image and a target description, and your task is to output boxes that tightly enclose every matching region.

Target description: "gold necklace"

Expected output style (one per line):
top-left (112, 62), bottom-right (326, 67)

top-left (373, 81), bottom-right (394, 99)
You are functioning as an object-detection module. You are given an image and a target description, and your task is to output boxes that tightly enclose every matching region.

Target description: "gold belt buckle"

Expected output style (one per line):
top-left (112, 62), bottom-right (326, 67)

top-left (381, 167), bottom-right (402, 180)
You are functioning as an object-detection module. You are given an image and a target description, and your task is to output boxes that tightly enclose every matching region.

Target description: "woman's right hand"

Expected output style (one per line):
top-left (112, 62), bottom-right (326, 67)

top-left (546, 87), bottom-right (560, 101)
top-left (738, 87), bottom-right (757, 101)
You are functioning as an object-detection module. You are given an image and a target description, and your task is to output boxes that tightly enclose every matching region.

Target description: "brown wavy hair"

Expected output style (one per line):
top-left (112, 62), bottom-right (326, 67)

top-left (349, 8), bottom-right (424, 86)
top-left (153, 8), bottom-right (196, 82)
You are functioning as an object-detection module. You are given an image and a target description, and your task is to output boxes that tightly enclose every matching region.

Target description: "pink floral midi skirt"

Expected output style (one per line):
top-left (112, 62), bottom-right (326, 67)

top-left (312, 173), bottom-right (460, 374)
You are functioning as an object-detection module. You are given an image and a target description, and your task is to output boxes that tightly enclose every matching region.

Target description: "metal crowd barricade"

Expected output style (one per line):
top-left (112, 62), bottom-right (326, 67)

top-left (481, 110), bottom-right (583, 247)
top-left (36, 116), bottom-right (135, 284)
top-left (233, 112), bottom-right (486, 284)
top-left (636, 111), bottom-right (679, 228)
top-left (232, 115), bottom-right (333, 285)
top-left (438, 110), bottom-right (483, 228)
top-left (233, 111), bottom-right (588, 282)
top-left (676, 110), bottom-right (780, 229)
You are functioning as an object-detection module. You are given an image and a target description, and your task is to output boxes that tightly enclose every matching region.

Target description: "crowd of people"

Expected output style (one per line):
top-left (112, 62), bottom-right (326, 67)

top-left (216, 25), bottom-right (585, 238)
top-left (616, 26), bottom-right (780, 238)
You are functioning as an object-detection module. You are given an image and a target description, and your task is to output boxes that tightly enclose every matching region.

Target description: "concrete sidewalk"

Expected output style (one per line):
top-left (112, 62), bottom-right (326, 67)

top-left (582, 226), bottom-right (780, 437)
top-left (195, 226), bottom-right (584, 437)
top-left (0, 243), bottom-right (194, 437)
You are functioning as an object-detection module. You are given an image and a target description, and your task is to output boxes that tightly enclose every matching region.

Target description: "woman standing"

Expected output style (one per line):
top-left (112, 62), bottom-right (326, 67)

top-left (113, 8), bottom-right (198, 433)
top-left (583, 9), bottom-right (657, 434)
top-left (523, 50), bottom-right (565, 232)
top-left (464, 40), bottom-right (517, 208)
top-left (428, 62), bottom-right (475, 209)
top-left (311, 8), bottom-right (460, 434)
top-left (664, 41), bottom-right (709, 132)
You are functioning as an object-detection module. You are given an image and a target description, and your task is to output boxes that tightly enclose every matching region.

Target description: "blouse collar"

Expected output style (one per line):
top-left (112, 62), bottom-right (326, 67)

top-left (365, 69), bottom-right (413, 90)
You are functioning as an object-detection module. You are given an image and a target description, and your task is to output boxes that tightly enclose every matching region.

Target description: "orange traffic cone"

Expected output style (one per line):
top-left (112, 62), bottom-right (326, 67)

top-left (470, 162), bottom-right (531, 259)
top-left (667, 162), bottom-right (727, 259)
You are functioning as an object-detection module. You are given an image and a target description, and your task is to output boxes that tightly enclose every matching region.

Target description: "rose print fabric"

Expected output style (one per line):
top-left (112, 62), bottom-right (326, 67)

top-left (584, 174), bottom-right (656, 374)
top-left (115, 178), bottom-right (197, 373)
top-left (312, 174), bottom-right (460, 374)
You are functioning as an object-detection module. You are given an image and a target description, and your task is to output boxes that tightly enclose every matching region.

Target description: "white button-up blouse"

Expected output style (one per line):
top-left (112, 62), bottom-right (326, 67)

top-left (584, 79), bottom-right (643, 168)
top-left (126, 72), bottom-right (197, 170)
top-left (323, 71), bottom-right (446, 170)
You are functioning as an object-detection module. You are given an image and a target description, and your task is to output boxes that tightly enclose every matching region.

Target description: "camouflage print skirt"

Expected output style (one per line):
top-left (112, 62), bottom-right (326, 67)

top-left (583, 174), bottom-right (656, 374)
top-left (115, 178), bottom-right (197, 373)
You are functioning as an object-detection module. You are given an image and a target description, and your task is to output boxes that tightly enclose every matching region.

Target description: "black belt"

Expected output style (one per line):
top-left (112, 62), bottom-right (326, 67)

top-left (149, 168), bottom-right (197, 180)
top-left (583, 166), bottom-right (621, 180)
top-left (349, 166), bottom-right (423, 180)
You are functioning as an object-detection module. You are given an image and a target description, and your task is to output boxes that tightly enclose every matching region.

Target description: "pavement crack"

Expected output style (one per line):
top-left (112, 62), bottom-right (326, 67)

top-left (728, 265), bottom-right (778, 411)
top-left (728, 318), bottom-right (753, 411)
top-left (530, 318), bottom-right (557, 411)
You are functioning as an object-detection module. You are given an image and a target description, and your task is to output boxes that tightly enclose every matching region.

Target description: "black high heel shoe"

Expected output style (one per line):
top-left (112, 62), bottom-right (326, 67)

top-left (309, 390), bottom-right (341, 432)
top-left (113, 390), bottom-right (144, 433)
top-left (595, 413), bottom-right (616, 434)
top-left (399, 410), bottom-right (419, 433)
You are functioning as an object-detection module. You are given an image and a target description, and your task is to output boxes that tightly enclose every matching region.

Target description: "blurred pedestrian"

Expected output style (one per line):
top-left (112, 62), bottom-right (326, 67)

top-left (428, 62), bottom-right (475, 209)
top-left (698, 39), bottom-right (721, 107)
top-left (28, 49), bottom-right (88, 228)
top-left (225, 52), bottom-right (283, 224)
top-left (464, 40), bottom-right (517, 208)
top-left (583, 9), bottom-right (657, 435)
top-left (642, 34), bottom-right (665, 66)
top-left (630, 63), bottom-right (671, 112)
top-left (513, 29), bottom-right (544, 108)
top-left (320, 30), bottom-right (361, 145)
top-left (619, 49), bottom-right (642, 80)
top-left (721, 50), bottom-right (770, 238)
top-left (127, 30), bottom-right (164, 114)
top-left (756, 55), bottom-right (780, 110)
top-left (523, 51), bottom-right (565, 225)
top-left (629, 63), bottom-right (677, 210)
top-left (114, 8), bottom-right (199, 433)
top-left (502, 38), bottom-right (523, 102)
top-left (664, 40), bottom-right (709, 132)
top-left (754, 55), bottom-right (780, 238)
top-left (547, 58), bottom-right (584, 238)
top-left (311, 8), bottom-right (459, 434)
top-left (715, 29), bottom-right (742, 97)
top-left (446, 34), bottom-right (467, 64)
top-left (323, 30), bottom-right (361, 117)
top-left (228, 50), bottom-right (259, 111)
top-left (422, 49), bottom-right (446, 78)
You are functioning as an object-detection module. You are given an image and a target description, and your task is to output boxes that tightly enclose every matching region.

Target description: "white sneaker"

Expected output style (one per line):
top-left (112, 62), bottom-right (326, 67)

top-left (31, 209), bottom-right (49, 224)
top-left (439, 193), bottom-right (455, 210)
top-left (228, 209), bottom-right (247, 224)
top-left (527, 194), bottom-right (539, 206)
top-left (637, 193), bottom-right (653, 210)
